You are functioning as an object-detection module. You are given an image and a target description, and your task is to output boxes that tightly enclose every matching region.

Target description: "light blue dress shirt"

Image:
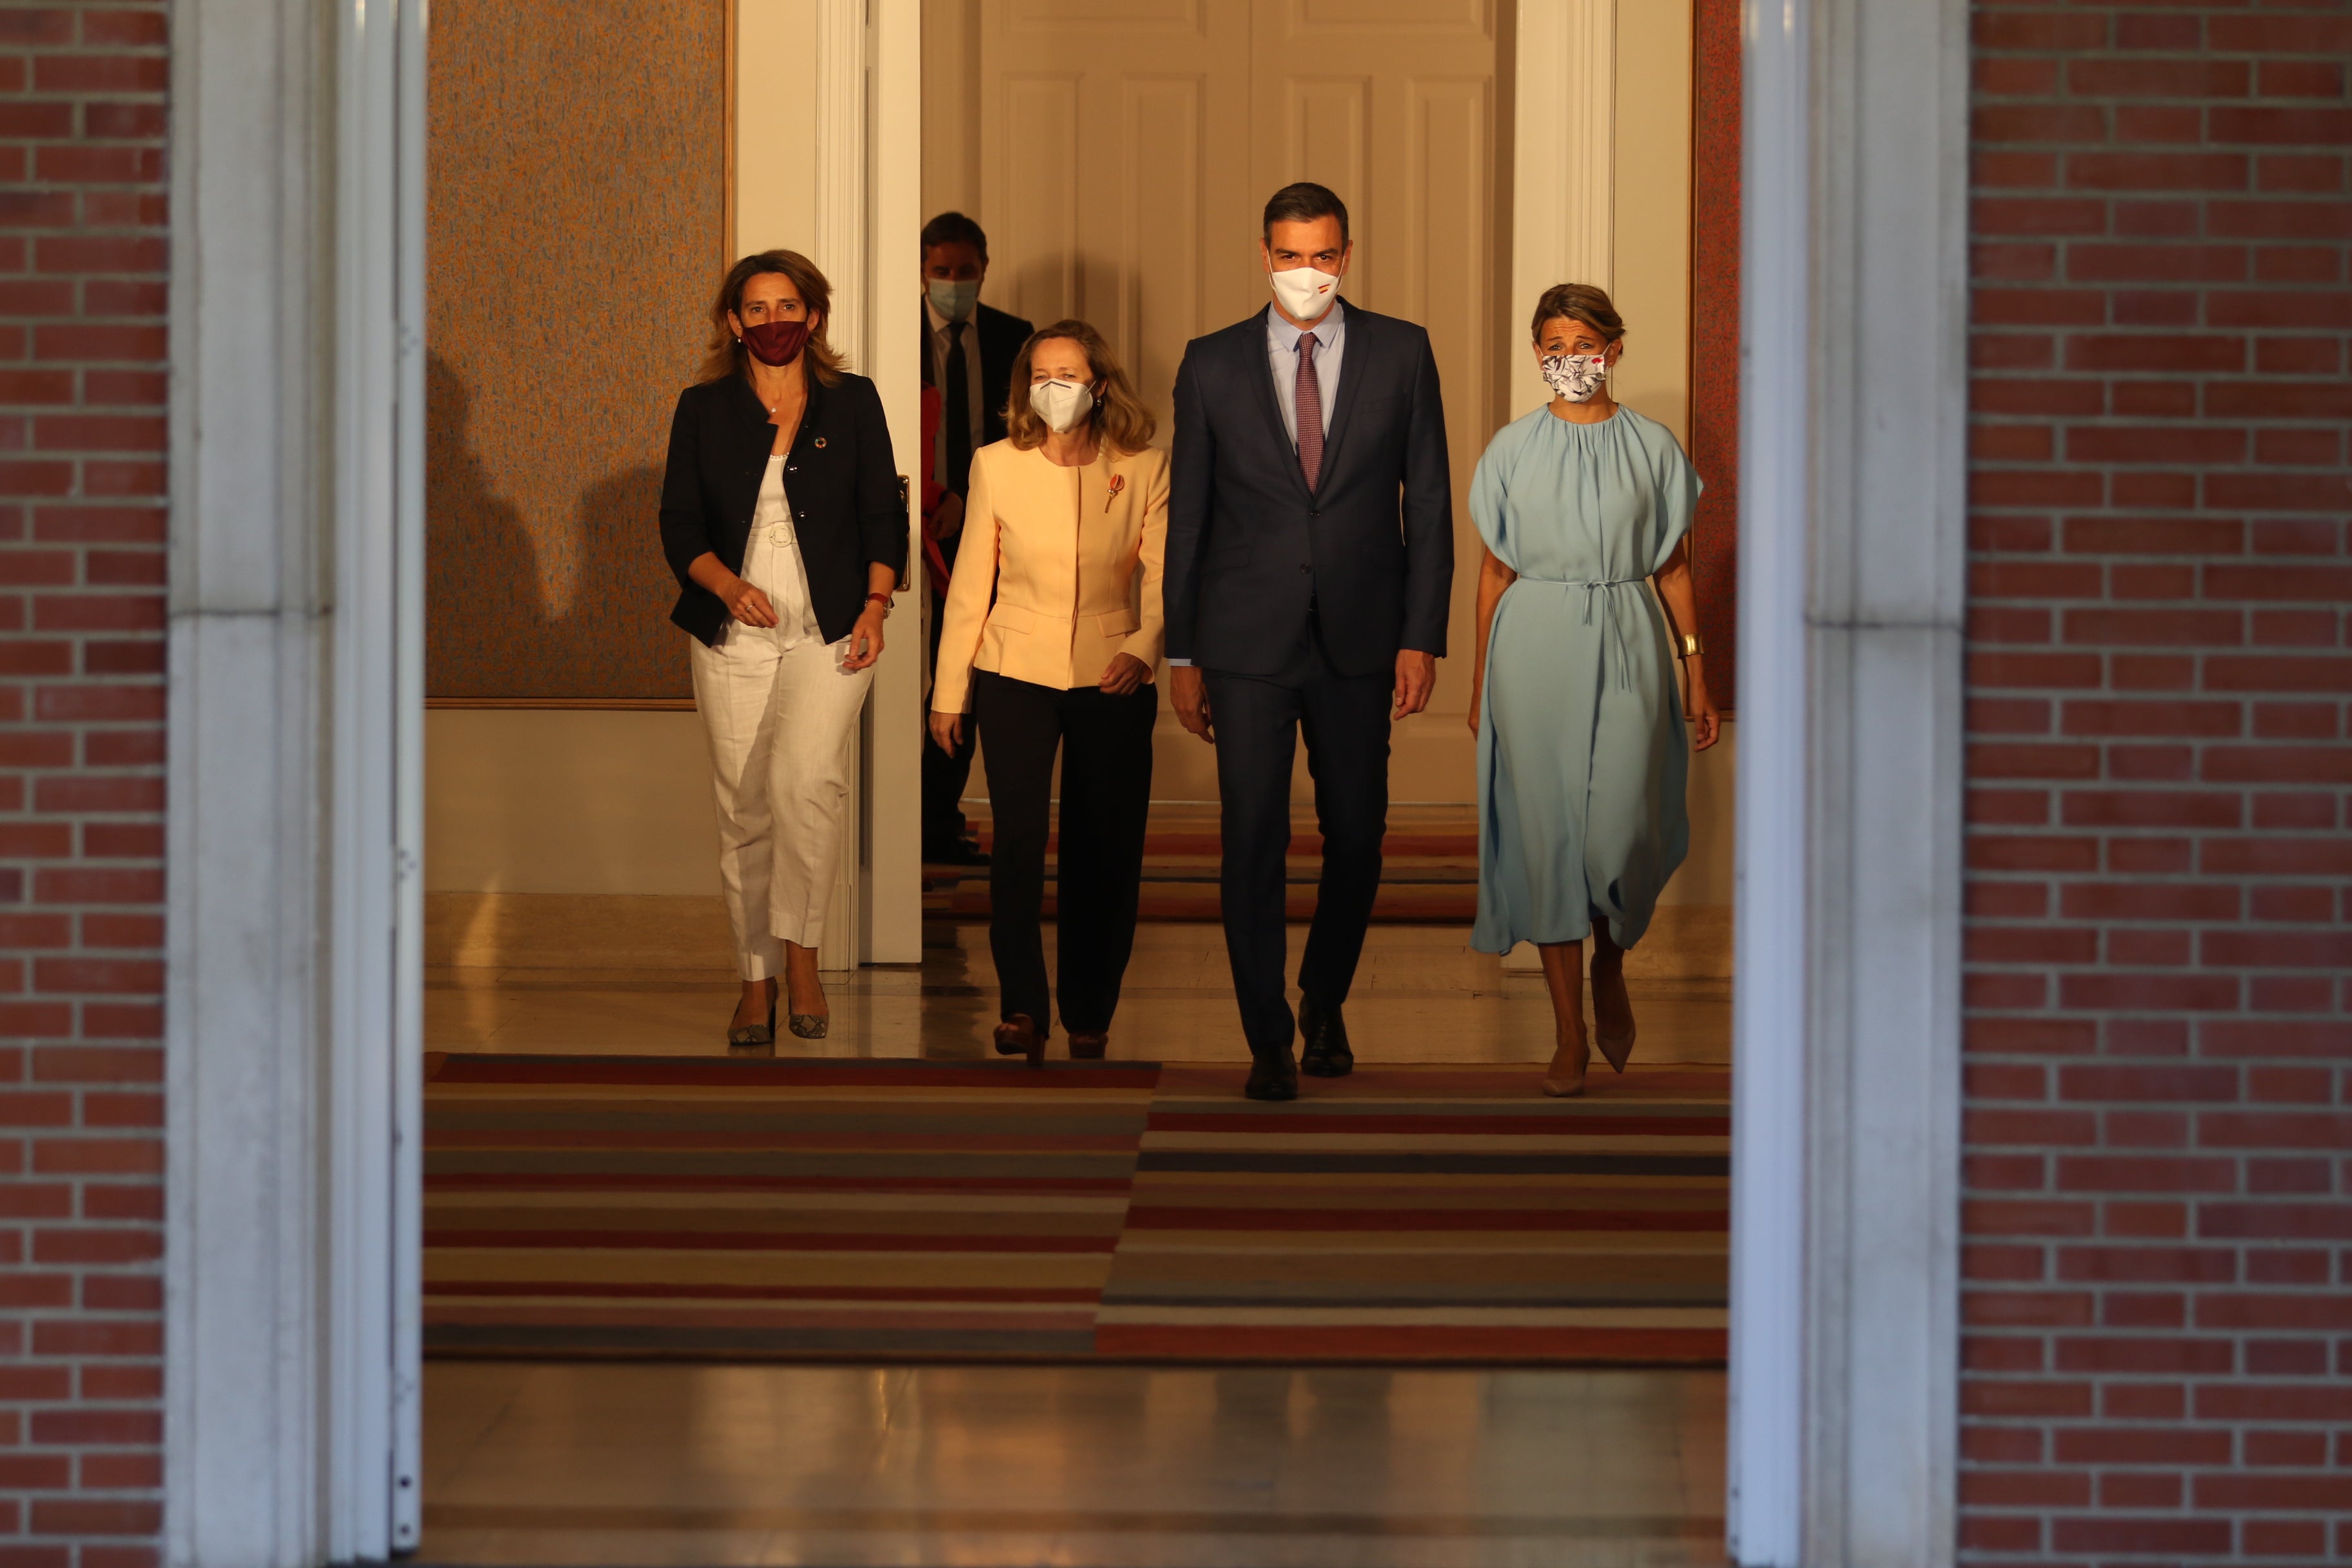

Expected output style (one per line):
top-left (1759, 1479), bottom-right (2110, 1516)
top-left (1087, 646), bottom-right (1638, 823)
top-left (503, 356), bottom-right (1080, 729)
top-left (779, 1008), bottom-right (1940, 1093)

top-left (1264, 295), bottom-right (1346, 446)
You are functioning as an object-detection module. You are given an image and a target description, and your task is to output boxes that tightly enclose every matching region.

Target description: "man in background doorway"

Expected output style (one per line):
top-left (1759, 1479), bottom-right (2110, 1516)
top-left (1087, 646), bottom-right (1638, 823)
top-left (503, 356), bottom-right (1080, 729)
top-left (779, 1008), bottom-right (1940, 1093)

top-left (1163, 182), bottom-right (1454, 1101)
top-left (920, 211), bottom-right (1033, 867)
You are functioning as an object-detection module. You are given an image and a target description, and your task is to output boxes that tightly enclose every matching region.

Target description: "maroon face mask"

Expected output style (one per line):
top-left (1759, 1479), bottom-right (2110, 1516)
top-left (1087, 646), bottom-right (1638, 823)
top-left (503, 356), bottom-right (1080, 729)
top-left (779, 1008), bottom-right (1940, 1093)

top-left (741, 318), bottom-right (810, 368)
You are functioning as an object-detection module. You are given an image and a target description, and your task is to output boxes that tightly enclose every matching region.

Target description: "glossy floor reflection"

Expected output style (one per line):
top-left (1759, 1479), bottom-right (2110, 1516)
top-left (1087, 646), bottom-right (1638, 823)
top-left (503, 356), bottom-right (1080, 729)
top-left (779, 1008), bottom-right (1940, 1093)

top-left (420, 1362), bottom-right (1727, 1567)
top-left (426, 920), bottom-right (1732, 1066)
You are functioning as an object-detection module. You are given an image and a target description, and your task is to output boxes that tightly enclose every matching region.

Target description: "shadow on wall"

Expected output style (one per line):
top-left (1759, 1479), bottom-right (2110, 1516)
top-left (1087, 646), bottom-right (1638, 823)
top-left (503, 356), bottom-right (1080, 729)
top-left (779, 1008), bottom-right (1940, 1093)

top-left (426, 349), bottom-right (691, 701)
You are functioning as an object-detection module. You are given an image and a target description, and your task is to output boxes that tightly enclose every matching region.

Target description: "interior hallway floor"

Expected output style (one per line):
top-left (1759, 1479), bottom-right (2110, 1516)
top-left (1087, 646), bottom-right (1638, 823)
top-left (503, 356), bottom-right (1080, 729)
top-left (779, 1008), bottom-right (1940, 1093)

top-left (426, 919), bottom-right (1733, 1067)
top-left (420, 919), bottom-right (1732, 1565)
top-left (420, 1362), bottom-right (1727, 1567)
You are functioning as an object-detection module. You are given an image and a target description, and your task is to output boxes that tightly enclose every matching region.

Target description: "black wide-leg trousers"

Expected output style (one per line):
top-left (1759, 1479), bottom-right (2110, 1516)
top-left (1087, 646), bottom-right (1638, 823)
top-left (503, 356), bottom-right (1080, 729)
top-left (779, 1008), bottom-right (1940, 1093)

top-left (1202, 636), bottom-right (1392, 1055)
top-left (973, 670), bottom-right (1157, 1036)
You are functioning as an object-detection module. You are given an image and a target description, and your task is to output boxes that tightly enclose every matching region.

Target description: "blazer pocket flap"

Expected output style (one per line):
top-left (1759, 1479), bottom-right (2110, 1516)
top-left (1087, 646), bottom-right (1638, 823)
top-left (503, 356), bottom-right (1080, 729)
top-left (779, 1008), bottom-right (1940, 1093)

top-left (990, 602), bottom-right (1039, 634)
top-left (1093, 609), bottom-right (1141, 638)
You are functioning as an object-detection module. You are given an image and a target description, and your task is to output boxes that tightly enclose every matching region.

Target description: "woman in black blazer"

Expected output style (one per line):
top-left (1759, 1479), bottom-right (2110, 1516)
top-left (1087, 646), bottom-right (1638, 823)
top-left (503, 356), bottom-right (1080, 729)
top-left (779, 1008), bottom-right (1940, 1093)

top-left (660, 250), bottom-right (905, 1046)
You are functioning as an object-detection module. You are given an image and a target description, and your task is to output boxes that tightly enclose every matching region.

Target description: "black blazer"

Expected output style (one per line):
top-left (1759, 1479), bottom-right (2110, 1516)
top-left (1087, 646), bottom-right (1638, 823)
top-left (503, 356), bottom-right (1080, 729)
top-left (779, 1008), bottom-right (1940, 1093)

top-left (660, 369), bottom-right (906, 648)
top-left (1164, 302), bottom-right (1454, 678)
top-left (918, 300), bottom-right (1034, 466)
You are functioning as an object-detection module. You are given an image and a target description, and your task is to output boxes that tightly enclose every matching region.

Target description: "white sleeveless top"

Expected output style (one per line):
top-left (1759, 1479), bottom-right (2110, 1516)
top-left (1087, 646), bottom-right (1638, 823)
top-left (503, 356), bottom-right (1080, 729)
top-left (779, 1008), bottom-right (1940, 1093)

top-left (741, 455), bottom-right (822, 646)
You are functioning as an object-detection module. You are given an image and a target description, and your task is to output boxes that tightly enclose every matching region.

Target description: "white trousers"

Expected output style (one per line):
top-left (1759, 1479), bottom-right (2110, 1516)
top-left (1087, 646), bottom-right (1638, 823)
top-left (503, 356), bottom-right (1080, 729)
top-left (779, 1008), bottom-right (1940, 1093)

top-left (691, 528), bottom-right (873, 979)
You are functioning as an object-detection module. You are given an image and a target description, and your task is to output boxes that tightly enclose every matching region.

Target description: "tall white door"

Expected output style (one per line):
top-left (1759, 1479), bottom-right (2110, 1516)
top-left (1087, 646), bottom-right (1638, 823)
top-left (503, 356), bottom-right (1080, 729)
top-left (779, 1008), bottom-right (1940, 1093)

top-left (967, 0), bottom-right (1500, 801)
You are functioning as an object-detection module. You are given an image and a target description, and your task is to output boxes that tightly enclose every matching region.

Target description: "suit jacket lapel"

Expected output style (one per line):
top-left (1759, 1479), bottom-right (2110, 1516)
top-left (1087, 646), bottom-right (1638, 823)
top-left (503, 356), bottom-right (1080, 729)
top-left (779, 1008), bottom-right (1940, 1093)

top-left (1312, 303), bottom-right (1371, 482)
top-left (1246, 306), bottom-right (1316, 504)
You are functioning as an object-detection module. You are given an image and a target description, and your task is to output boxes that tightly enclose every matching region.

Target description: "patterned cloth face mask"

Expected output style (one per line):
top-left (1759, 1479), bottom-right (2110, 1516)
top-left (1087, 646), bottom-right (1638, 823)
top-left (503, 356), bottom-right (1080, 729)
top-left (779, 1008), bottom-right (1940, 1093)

top-left (1540, 353), bottom-right (1609, 404)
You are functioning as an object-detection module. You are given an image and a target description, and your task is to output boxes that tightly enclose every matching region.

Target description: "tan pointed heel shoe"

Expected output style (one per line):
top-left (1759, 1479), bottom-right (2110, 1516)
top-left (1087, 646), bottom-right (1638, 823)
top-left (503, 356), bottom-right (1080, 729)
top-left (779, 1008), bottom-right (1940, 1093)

top-left (1541, 1035), bottom-right (1592, 1098)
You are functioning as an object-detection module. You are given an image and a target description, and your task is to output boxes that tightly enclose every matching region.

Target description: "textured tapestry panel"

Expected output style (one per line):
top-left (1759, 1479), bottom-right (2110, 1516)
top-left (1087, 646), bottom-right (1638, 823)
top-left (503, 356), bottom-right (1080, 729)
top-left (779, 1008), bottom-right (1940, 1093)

top-left (1689, 0), bottom-right (1741, 709)
top-left (427, 0), bottom-right (725, 700)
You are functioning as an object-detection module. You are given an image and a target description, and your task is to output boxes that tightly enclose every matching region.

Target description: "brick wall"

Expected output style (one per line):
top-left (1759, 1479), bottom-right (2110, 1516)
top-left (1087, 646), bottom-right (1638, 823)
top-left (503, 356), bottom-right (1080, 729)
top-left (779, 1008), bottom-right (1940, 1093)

top-left (0, 5), bottom-right (170, 1564)
top-left (1965, 2), bottom-right (2351, 1561)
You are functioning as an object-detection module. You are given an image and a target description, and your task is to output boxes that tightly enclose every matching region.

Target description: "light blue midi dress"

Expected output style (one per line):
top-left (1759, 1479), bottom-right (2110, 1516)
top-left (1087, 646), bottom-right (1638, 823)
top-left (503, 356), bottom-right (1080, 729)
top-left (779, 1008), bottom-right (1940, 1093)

top-left (1470, 405), bottom-right (1701, 953)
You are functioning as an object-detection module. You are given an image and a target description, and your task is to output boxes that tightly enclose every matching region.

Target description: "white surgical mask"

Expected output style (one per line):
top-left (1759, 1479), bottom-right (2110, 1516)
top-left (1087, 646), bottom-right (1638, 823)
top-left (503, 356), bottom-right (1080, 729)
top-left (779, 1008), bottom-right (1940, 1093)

top-left (1269, 264), bottom-right (1341, 323)
top-left (1541, 353), bottom-right (1609, 404)
top-left (1028, 377), bottom-right (1095, 434)
top-left (927, 279), bottom-right (979, 323)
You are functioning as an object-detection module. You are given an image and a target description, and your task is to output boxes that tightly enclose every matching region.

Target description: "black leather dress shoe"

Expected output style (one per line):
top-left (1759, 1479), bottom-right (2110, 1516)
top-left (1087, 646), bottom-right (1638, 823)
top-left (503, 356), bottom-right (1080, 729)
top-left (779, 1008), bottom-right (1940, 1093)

top-left (1244, 1049), bottom-right (1299, 1102)
top-left (1298, 995), bottom-right (1354, 1078)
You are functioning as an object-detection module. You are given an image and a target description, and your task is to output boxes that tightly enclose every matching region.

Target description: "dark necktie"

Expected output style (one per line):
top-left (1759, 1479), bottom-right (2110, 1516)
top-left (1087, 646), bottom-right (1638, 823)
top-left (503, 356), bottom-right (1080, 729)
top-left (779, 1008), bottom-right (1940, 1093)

top-left (1294, 330), bottom-right (1324, 492)
top-left (945, 320), bottom-right (972, 495)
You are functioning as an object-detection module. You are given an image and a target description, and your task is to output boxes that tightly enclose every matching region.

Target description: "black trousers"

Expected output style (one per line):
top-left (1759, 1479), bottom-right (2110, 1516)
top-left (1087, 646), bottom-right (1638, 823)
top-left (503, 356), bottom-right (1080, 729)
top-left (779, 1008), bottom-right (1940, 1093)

top-left (1203, 633), bottom-right (1391, 1055)
top-left (974, 670), bottom-right (1157, 1035)
top-left (923, 576), bottom-right (980, 853)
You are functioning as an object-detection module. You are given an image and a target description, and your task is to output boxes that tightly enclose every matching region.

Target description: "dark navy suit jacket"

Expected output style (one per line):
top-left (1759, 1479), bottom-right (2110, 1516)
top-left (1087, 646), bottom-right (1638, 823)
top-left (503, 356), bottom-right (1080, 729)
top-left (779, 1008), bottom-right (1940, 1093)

top-left (658, 369), bottom-right (905, 649)
top-left (1163, 302), bottom-right (1453, 678)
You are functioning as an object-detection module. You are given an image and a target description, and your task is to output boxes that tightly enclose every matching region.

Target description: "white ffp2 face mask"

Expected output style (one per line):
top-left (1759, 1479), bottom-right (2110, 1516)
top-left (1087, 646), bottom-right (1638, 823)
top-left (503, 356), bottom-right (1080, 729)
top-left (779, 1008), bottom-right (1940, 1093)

top-left (1028, 378), bottom-right (1095, 434)
top-left (1541, 353), bottom-right (1609, 404)
top-left (1269, 264), bottom-right (1341, 323)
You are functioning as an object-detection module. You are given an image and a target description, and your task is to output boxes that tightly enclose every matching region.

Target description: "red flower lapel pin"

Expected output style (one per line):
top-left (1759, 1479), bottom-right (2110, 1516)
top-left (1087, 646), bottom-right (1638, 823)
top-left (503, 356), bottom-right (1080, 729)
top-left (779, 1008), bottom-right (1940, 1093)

top-left (1104, 473), bottom-right (1125, 513)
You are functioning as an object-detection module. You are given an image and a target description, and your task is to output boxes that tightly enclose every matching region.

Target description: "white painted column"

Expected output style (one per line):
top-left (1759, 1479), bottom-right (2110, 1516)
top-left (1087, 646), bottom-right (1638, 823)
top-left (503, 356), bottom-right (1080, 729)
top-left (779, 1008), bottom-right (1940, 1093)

top-left (736, 0), bottom-right (922, 968)
top-left (166, 0), bottom-right (424, 1560)
top-left (1509, 0), bottom-right (1614, 418)
top-left (1730, 0), bottom-right (1968, 1559)
top-left (1501, 0), bottom-right (1616, 975)
top-left (863, 0), bottom-right (925, 964)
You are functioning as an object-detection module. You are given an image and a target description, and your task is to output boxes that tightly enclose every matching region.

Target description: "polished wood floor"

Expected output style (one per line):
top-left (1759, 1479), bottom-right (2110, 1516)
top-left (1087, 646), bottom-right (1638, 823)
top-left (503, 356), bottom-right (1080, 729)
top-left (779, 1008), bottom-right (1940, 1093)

top-left (420, 919), bottom-right (1732, 1565)
top-left (427, 919), bottom-right (1732, 1067)
top-left (422, 1362), bottom-right (1728, 1567)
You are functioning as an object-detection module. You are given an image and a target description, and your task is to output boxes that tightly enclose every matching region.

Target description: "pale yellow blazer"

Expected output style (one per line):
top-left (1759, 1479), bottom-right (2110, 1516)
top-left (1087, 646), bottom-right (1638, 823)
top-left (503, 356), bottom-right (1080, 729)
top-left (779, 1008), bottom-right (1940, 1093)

top-left (932, 440), bottom-right (1169, 714)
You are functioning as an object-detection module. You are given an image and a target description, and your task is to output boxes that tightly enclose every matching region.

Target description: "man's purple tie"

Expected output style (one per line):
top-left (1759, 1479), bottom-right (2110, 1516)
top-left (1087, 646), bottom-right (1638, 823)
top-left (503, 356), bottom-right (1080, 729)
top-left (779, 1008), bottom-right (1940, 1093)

top-left (1294, 330), bottom-right (1324, 491)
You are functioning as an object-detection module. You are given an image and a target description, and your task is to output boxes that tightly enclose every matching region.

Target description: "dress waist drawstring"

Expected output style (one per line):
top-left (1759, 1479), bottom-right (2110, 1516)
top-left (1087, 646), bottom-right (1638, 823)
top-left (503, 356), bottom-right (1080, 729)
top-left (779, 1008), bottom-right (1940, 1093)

top-left (1516, 576), bottom-right (1643, 689)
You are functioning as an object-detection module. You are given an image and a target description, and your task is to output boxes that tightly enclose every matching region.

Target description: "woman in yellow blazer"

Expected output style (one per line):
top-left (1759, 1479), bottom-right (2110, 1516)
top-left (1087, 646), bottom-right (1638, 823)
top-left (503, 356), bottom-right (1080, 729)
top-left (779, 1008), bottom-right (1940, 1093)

top-left (929, 320), bottom-right (1167, 1063)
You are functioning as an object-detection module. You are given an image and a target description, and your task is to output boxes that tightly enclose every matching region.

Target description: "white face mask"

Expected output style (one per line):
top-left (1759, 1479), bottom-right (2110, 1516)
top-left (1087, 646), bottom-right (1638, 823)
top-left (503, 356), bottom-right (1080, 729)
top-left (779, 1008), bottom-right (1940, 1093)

top-left (1269, 264), bottom-right (1342, 323)
top-left (1541, 353), bottom-right (1609, 404)
top-left (1028, 377), bottom-right (1095, 435)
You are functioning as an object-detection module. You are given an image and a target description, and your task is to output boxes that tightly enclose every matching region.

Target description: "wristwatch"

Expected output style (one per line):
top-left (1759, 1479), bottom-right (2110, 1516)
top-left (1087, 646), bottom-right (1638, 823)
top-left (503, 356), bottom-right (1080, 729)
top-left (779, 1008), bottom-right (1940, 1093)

top-left (865, 591), bottom-right (893, 619)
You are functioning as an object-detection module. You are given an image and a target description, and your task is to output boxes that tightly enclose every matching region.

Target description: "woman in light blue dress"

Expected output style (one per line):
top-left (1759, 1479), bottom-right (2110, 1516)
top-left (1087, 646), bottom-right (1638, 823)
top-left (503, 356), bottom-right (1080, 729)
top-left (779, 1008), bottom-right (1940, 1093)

top-left (1467, 284), bottom-right (1721, 1097)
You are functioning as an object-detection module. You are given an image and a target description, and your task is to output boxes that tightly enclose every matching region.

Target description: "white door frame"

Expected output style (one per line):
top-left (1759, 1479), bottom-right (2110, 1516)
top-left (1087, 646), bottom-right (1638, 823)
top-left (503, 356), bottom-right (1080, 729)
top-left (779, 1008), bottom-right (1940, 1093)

top-left (162, 0), bottom-right (1963, 1562)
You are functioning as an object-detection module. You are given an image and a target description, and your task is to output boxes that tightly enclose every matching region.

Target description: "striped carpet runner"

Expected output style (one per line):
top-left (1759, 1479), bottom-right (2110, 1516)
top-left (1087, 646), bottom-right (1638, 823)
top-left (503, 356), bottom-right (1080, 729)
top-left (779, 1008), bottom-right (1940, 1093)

top-left (1096, 1064), bottom-right (1729, 1362)
top-left (422, 1054), bottom-right (1727, 1363)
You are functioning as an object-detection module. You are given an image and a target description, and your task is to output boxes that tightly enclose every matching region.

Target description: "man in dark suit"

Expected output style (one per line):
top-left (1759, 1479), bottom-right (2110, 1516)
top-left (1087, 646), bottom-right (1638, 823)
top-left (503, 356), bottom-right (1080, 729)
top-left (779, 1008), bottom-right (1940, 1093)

top-left (1164, 182), bottom-right (1454, 1101)
top-left (919, 211), bottom-right (1034, 865)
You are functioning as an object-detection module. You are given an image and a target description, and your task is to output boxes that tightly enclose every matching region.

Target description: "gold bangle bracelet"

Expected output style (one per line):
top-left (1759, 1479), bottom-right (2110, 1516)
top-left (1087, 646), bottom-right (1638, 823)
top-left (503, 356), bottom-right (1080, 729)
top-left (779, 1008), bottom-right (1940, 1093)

top-left (1679, 632), bottom-right (1703, 660)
